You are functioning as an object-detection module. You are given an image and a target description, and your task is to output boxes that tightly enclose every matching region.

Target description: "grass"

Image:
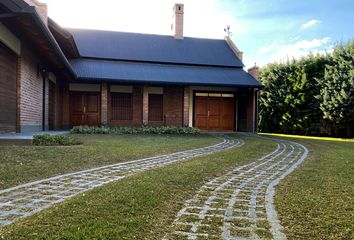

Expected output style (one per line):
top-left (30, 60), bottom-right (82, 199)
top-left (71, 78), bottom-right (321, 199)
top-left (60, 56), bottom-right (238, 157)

top-left (271, 134), bottom-right (354, 240)
top-left (261, 132), bottom-right (354, 142)
top-left (0, 135), bottom-right (276, 240)
top-left (0, 134), bottom-right (218, 190)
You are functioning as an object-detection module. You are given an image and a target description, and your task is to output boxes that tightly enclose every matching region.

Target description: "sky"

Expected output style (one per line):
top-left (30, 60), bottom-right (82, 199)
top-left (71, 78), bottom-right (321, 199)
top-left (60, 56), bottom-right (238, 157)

top-left (39, 0), bottom-right (353, 68)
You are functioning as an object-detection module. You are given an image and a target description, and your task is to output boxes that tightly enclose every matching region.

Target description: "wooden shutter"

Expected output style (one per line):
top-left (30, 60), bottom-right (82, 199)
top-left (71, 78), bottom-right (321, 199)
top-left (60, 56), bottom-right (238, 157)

top-left (148, 94), bottom-right (163, 121)
top-left (111, 93), bottom-right (133, 120)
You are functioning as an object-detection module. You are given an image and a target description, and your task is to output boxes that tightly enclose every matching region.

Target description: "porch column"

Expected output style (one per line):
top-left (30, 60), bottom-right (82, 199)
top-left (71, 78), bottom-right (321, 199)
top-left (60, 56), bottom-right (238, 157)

top-left (246, 89), bottom-right (256, 133)
top-left (248, 65), bottom-right (260, 133)
top-left (183, 86), bottom-right (190, 127)
top-left (62, 82), bottom-right (70, 129)
top-left (142, 85), bottom-right (149, 126)
top-left (101, 82), bottom-right (108, 126)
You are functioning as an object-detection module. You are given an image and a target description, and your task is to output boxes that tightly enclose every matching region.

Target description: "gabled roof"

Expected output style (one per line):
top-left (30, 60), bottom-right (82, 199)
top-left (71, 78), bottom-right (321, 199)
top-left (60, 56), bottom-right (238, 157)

top-left (70, 59), bottom-right (261, 87)
top-left (68, 29), bottom-right (244, 68)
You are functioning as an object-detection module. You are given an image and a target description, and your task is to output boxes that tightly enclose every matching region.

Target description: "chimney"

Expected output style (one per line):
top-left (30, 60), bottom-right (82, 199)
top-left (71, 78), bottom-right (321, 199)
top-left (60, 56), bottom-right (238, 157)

top-left (248, 64), bottom-right (260, 80)
top-left (24, 0), bottom-right (48, 25)
top-left (172, 3), bottom-right (184, 39)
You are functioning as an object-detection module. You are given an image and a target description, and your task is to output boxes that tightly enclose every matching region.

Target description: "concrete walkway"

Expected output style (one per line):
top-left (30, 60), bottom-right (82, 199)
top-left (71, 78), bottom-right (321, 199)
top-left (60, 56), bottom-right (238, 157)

top-left (0, 137), bottom-right (244, 227)
top-left (0, 131), bottom-right (69, 140)
top-left (165, 137), bottom-right (308, 240)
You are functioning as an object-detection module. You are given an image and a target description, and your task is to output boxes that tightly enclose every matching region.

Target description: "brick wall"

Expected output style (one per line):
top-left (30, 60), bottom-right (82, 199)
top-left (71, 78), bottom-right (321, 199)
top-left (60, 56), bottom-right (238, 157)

top-left (19, 46), bottom-right (43, 132)
top-left (183, 86), bottom-right (190, 127)
top-left (101, 82), bottom-right (108, 126)
top-left (164, 86), bottom-right (183, 126)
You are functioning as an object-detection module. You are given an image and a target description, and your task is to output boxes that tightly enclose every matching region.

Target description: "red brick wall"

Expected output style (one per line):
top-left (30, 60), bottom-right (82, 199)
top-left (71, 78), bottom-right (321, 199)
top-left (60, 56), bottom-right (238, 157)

top-left (101, 82), bottom-right (108, 125)
top-left (19, 46), bottom-right (43, 132)
top-left (183, 86), bottom-right (189, 127)
top-left (163, 86), bottom-right (183, 126)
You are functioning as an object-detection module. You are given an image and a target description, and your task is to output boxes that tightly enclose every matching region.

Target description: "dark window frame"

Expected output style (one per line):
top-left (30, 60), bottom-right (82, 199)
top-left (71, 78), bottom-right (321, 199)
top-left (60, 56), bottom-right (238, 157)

top-left (111, 92), bottom-right (133, 121)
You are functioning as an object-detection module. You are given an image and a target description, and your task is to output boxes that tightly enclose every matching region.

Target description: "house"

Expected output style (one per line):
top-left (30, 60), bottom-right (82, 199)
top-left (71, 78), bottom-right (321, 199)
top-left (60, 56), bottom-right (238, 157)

top-left (0, 0), bottom-right (262, 133)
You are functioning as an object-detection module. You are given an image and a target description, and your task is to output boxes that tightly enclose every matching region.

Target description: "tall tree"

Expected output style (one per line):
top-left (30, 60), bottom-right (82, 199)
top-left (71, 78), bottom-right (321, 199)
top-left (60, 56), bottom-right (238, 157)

top-left (259, 54), bottom-right (329, 134)
top-left (319, 40), bottom-right (354, 137)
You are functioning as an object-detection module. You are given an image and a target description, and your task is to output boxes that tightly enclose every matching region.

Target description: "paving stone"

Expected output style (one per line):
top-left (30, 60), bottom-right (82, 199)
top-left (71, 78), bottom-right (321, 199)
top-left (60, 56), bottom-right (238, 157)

top-left (164, 138), bottom-right (308, 240)
top-left (0, 136), bottom-right (244, 227)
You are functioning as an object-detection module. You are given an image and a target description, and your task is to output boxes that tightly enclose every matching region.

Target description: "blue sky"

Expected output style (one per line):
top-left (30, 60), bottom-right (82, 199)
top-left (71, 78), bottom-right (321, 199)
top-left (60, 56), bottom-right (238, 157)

top-left (224, 0), bottom-right (354, 67)
top-left (42, 0), bottom-right (353, 68)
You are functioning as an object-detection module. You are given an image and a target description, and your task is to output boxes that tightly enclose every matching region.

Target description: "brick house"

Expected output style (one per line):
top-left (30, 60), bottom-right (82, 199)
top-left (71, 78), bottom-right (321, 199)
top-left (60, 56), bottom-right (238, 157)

top-left (0, 0), bottom-right (262, 133)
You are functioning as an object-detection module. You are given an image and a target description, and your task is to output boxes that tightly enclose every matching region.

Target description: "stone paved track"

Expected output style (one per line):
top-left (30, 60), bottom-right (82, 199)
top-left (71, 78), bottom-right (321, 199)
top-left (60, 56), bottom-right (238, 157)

top-left (165, 137), bottom-right (308, 240)
top-left (0, 137), bottom-right (244, 227)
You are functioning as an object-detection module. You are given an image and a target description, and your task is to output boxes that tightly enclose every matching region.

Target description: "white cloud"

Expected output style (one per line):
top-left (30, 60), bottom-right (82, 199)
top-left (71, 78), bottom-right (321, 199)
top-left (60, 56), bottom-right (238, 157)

top-left (269, 37), bottom-right (332, 63)
top-left (40, 0), bottom-right (241, 39)
top-left (301, 19), bottom-right (320, 29)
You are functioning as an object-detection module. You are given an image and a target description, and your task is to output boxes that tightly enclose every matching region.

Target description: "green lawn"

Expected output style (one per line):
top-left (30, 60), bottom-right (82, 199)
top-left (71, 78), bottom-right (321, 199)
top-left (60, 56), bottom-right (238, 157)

top-left (264, 134), bottom-right (354, 240)
top-left (0, 134), bottom-right (218, 190)
top-left (0, 135), bottom-right (275, 240)
top-left (1, 134), bottom-right (352, 239)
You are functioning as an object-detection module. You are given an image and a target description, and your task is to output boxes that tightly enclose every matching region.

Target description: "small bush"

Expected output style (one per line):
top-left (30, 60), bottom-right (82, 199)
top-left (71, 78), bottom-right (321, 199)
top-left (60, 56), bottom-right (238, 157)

top-left (32, 134), bottom-right (80, 146)
top-left (70, 125), bottom-right (200, 135)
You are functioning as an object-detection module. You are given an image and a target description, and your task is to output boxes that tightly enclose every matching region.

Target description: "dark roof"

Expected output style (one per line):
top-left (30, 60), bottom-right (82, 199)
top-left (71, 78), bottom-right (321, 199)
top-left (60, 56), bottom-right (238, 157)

top-left (70, 59), bottom-right (262, 87)
top-left (0, 0), bottom-right (75, 77)
top-left (68, 29), bottom-right (244, 68)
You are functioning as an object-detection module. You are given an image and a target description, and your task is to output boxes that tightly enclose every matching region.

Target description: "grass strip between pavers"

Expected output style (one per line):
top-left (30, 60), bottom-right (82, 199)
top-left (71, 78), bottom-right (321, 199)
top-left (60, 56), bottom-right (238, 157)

top-left (0, 136), bottom-right (275, 240)
top-left (0, 134), bottom-right (218, 190)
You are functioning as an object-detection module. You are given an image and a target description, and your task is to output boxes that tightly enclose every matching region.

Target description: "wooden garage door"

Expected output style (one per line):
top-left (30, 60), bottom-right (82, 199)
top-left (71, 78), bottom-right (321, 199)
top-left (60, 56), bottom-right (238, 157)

top-left (70, 92), bottom-right (100, 127)
top-left (0, 43), bottom-right (17, 133)
top-left (194, 93), bottom-right (235, 131)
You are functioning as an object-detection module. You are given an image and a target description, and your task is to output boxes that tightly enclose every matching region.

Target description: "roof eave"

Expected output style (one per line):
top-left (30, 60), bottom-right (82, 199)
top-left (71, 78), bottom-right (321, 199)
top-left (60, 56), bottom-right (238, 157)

top-left (0, 0), bottom-right (76, 78)
top-left (74, 76), bottom-right (263, 89)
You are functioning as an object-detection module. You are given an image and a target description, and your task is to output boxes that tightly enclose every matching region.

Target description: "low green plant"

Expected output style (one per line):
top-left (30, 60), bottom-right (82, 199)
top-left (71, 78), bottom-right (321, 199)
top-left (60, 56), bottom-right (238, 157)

top-left (70, 125), bottom-right (200, 135)
top-left (32, 134), bottom-right (80, 146)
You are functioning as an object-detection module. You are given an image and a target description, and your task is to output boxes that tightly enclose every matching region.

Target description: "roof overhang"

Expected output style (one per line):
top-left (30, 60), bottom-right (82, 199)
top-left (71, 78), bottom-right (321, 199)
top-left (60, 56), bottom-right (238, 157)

top-left (0, 0), bottom-right (76, 78)
top-left (70, 58), bottom-right (263, 88)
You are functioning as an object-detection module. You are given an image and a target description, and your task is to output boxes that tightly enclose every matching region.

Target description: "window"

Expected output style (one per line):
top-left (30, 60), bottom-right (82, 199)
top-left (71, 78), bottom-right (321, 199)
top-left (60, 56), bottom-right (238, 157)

top-left (195, 92), bottom-right (234, 98)
top-left (111, 93), bottom-right (133, 120)
top-left (148, 94), bottom-right (163, 121)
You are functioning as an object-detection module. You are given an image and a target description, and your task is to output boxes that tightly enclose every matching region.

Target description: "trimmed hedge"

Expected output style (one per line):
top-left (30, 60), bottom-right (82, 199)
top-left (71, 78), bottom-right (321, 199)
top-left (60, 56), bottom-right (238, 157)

top-left (32, 134), bottom-right (80, 146)
top-left (70, 125), bottom-right (200, 135)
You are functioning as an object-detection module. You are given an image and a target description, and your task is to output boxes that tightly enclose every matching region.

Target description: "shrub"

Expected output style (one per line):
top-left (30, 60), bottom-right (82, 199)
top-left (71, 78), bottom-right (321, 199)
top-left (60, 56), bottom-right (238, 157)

top-left (70, 125), bottom-right (200, 135)
top-left (32, 134), bottom-right (80, 146)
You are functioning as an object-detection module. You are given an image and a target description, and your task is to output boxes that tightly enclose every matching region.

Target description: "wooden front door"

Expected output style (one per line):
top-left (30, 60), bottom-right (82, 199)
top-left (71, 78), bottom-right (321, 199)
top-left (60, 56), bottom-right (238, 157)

top-left (0, 43), bottom-right (17, 133)
top-left (194, 93), bottom-right (235, 131)
top-left (70, 92), bottom-right (100, 127)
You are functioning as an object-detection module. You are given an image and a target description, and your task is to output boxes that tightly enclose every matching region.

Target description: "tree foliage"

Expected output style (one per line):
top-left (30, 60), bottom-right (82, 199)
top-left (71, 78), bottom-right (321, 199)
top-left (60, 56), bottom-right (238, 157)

top-left (259, 39), bottom-right (354, 137)
top-left (319, 40), bottom-right (354, 135)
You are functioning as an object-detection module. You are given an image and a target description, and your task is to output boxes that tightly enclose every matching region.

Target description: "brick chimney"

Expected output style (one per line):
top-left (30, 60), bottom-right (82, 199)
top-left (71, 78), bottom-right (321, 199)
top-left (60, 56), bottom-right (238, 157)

top-left (248, 64), bottom-right (260, 80)
top-left (24, 0), bottom-right (48, 25)
top-left (172, 3), bottom-right (184, 39)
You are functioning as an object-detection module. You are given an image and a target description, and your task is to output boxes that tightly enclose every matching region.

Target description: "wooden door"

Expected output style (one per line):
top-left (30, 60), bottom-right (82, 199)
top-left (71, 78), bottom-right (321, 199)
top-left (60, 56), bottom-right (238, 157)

top-left (70, 92), bottom-right (100, 127)
top-left (194, 94), bottom-right (235, 131)
top-left (0, 43), bottom-right (17, 133)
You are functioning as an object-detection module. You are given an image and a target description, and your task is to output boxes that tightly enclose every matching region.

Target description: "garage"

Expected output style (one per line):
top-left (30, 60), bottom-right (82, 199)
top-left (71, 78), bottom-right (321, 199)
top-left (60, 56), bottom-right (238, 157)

top-left (194, 92), bottom-right (235, 131)
top-left (0, 42), bottom-right (17, 133)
